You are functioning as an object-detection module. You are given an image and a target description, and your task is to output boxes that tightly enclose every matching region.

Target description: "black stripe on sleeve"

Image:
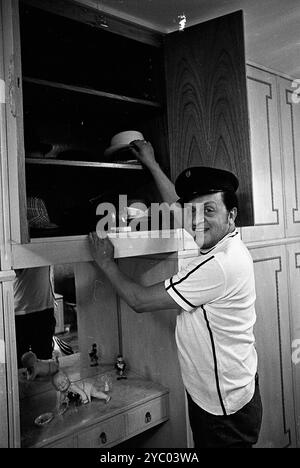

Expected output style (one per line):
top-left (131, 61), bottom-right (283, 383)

top-left (202, 305), bottom-right (227, 416)
top-left (171, 256), bottom-right (215, 287)
top-left (168, 277), bottom-right (196, 308)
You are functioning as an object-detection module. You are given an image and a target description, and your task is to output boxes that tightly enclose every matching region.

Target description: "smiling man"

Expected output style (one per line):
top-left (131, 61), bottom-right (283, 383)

top-left (89, 140), bottom-right (262, 449)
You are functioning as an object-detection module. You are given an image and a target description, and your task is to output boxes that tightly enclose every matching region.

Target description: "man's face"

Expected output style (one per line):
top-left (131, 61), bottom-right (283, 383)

top-left (189, 192), bottom-right (236, 249)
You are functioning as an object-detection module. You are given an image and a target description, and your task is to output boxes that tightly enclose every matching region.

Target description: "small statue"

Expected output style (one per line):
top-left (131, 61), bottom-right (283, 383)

top-left (21, 350), bottom-right (59, 381)
top-left (89, 343), bottom-right (99, 367)
top-left (115, 354), bottom-right (127, 380)
top-left (52, 370), bottom-right (111, 415)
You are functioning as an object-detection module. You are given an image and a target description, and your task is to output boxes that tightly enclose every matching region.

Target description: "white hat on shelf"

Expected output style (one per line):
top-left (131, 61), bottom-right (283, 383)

top-left (104, 130), bottom-right (144, 158)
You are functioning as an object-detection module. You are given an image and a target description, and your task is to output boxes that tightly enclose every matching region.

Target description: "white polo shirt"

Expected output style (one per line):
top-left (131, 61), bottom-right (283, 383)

top-left (14, 267), bottom-right (54, 316)
top-left (165, 229), bottom-right (257, 416)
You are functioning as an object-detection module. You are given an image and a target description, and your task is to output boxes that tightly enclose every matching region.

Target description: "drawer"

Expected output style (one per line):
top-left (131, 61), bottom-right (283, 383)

top-left (127, 395), bottom-right (168, 436)
top-left (78, 415), bottom-right (125, 448)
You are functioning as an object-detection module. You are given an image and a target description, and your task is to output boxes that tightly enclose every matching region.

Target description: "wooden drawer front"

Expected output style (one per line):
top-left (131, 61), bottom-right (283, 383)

top-left (44, 436), bottom-right (76, 448)
top-left (127, 396), bottom-right (168, 436)
top-left (78, 415), bottom-right (125, 448)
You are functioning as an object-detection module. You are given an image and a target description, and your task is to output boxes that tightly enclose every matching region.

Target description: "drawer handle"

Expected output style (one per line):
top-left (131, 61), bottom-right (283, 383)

top-left (145, 411), bottom-right (152, 424)
top-left (99, 432), bottom-right (107, 444)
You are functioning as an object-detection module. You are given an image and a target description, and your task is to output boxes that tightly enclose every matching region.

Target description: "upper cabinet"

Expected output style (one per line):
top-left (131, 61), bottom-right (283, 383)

top-left (2, 0), bottom-right (254, 257)
top-left (164, 11), bottom-right (253, 227)
top-left (278, 76), bottom-right (300, 238)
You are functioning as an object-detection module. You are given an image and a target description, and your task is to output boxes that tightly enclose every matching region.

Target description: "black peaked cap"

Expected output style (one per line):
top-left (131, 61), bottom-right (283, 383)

top-left (175, 166), bottom-right (239, 204)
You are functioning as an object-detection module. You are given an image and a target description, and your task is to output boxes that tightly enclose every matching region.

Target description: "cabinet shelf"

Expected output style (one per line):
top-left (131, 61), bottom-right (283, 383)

top-left (23, 77), bottom-right (162, 109)
top-left (25, 158), bottom-right (143, 170)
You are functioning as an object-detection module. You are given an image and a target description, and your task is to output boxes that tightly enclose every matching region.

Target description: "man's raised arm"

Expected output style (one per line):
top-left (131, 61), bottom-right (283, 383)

top-left (129, 140), bottom-right (178, 205)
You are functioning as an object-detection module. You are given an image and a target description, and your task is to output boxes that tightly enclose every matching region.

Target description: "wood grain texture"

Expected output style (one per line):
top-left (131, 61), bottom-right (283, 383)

top-left (164, 10), bottom-right (253, 226)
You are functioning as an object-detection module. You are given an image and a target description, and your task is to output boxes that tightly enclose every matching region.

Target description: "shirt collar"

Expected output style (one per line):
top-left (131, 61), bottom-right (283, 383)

top-left (199, 228), bottom-right (239, 255)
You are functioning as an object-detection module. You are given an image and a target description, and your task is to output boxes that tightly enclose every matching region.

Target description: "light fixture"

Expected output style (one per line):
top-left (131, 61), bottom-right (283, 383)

top-left (178, 14), bottom-right (187, 32)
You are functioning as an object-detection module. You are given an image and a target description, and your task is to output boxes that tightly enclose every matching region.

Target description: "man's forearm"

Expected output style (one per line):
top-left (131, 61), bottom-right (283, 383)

top-left (95, 258), bottom-right (179, 314)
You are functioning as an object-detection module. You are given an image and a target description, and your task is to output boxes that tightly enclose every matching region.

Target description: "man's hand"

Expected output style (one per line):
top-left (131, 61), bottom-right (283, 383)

top-left (88, 232), bottom-right (114, 269)
top-left (129, 139), bottom-right (157, 169)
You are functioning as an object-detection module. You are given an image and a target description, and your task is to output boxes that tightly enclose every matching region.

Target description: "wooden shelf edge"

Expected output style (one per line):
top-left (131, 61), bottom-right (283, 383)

top-left (11, 229), bottom-right (197, 268)
top-left (25, 158), bottom-right (143, 169)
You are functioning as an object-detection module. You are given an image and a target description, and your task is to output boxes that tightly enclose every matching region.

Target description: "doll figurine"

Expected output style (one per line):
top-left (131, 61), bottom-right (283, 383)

top-left (115, 354), bottom-right (127, 380)
top-left (52, 370), bottom-right (111, 415)
top-left (89, 343), bottom-right (99, 367)
top-left (21, 350), bottom-right (59, 381)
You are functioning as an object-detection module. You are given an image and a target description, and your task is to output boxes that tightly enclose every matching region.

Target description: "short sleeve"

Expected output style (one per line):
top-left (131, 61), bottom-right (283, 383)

top-left (164, 255), bottom-right (225, 311)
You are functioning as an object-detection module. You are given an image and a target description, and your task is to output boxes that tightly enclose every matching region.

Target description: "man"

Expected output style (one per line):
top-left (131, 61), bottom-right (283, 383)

top-left (89, 140), bottom-right (262, 448)
top-left (14, 266), bottom-right (56, 367)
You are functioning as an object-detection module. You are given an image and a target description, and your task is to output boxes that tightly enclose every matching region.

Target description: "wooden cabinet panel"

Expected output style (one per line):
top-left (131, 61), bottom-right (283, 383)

top-left (278, 77), bottom-right (300, 237)
top-left (78, 415), bottom-right (125, 448)
top-left (1, 0), bottom-right (28, 244)
top-left (164, 11), bottom-right (253, 227)
top-left (241, 66), bottom-right (285, 243)
top-left (119, 255), bottom-right (188, 448)
top-left (286, 243), bottom-right (300, 445)
top-left (44, 435), bottom-right (76, 448)
top-left (74, 262), bottom-right (119, 366)
top-left (251, 245), bottom-right (296, 447)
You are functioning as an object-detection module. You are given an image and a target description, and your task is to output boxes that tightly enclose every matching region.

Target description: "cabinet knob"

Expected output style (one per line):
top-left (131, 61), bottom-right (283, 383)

top-left (99, 431), bottom-right (107, 444)
top-left (145, 411), bottom-right (152, 423)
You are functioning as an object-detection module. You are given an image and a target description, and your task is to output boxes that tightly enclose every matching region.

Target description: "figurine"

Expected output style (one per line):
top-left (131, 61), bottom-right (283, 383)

top-left (52, 370), bottom-right (111, 415)
top-left (89, 343), bottom-right (99, 367)
top-left (21, 350), bottom-right (59, 381)
top-left (115, 354), bottom-right (127, 380)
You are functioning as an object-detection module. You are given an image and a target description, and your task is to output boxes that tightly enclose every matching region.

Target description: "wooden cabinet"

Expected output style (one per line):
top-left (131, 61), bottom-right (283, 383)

top-left (241, 65), bottom-right (285, 243)
top-left (0, 0), bottom-right (255, 449)
top-left (3, 0), bottom-right (254, 251)
top-left (19, 357), bottom-right (169, 448)
top-left (250, 245), bottom-right (296, 447)
top-left (78, 414), bottom-right (126, 448)
top-left (278, 77), bottom-right (300, 237)
top-left (164, 10), bottom-right (253, 227)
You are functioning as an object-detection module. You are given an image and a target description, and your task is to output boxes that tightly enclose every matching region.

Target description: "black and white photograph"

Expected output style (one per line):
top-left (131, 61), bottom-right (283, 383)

top-left (0, 0), bottom-right (300, 452)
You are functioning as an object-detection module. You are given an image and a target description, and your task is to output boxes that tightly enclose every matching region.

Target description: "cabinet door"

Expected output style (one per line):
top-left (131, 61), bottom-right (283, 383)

top-left (0, 2), bottom-right (13, 271)
top-left (164, 11), bottom-right (253, 227)
top-left (278, 77), bottom-right (300, 237)
top-left (241, 66), bottom-right (285, 243)
top-left (286, 243), bottom-right (300, 445)
top-left (1, 0), bottom-right (28, 244)
top-left (251, 245), bottom-right (296, 447)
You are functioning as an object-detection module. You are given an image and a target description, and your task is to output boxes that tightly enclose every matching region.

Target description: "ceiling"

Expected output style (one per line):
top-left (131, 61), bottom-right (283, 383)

top-left (85, 0), bottom-right (300, 77)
